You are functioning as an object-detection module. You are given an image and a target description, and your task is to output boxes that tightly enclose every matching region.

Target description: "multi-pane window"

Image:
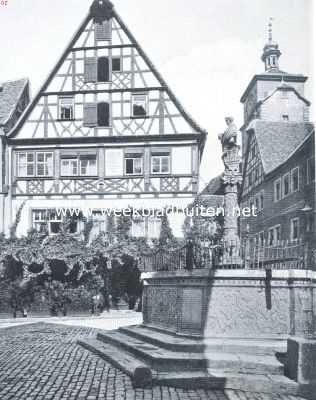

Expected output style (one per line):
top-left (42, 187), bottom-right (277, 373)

top-left (36, 153), bottom-right (53, 177)
top-left (80, 155), bottom-right (98, 176)
top-left (291, 218), bottom-right (300, 241)
top-left (151, 153), bottom-right (170, 174)
top-left (282, 173), bottom-right (290, 197)
top-left (60, 154), bottom-right (97, 176)
top-left (132, 94), bottom-right (148, 117)
top-left (32, 209), bottom-right (62, 234)
top-left (125, 154), bottom-right (143, 175)
top-left (59, 97), bottom-right (74, 120)
top-left (291, 167), bottom-right (299, 192)
top-left (17, 152), bottom-right (53, 177)
top-left (61, 157), bottom-right (78, 176)
top-left (131, 217), bottom-right (161, 239)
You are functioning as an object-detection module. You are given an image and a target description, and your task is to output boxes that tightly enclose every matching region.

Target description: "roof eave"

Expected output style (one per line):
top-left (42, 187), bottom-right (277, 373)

top-left (240, 73), bottom-right (308, 104)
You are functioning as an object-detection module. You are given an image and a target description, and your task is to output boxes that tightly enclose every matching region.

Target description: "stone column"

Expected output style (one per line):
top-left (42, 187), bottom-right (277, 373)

top-left (218, 117), bottom-right (242, 266)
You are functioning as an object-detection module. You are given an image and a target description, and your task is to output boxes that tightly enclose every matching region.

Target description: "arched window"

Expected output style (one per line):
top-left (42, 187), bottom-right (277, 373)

top-left (98, 102), bottom-right (110, 127)
top-left (98, 57), bottom-right (109, 82)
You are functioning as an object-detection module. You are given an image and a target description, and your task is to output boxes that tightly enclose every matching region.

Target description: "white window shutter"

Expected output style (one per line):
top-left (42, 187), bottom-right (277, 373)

top-left (105, 149), bottom-right (123, 176)
top-left (84, 57), bottom-right (97, 83)
top-left (83, 103), bottom-right (98, 127)
top-left (95, 21), bottom-right (111, 41)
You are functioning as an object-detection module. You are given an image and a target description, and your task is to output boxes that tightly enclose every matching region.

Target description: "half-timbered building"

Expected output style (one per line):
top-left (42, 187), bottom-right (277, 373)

top-left (1, 0), bottom-right (207, 238)
top-left (239, 23), bottom-right (315, 254)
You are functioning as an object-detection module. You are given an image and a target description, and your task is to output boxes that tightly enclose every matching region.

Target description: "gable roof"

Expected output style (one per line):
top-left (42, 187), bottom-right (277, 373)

top-left (247, 120), bottom-right (314, 175)
top-left (0, 78), bottom-right (29, 128)
top-left (8, 1), bottom-right (207, 145)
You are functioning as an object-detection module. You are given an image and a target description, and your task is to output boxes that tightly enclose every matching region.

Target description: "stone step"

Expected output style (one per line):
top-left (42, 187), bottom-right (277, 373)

top-left (156, 370), bottom-right (301, 396)
top-left (97, 330), bottom-right (207, 371)
top-left (119, 325), bottom-right (287, 356)
top-left (96, 330), bottom-right (284, 375)
top-left (77, 338), bottom-right (152, 388)
top-left (77, 338), bottom-right (298, 396)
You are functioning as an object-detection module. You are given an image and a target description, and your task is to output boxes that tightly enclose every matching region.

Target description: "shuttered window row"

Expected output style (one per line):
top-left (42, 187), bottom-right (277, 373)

top-left (83, 102), bottom-right (110, 128)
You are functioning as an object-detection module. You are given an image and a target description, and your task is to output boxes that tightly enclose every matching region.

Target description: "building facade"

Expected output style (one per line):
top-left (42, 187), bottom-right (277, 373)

top-left (239, 23), bottom-right (315, 255)
top-left (0, 0), bottom-right (207, 238)
top-left (0, 78), bottom-right (30, 233)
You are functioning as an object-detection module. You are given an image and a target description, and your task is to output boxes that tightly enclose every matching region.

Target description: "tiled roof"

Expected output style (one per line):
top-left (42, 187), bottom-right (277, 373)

top-left (0, 78), bottom-right (28, 127)
top-left (200, 175), bottom-right (224, 196)
top-left (249, 120), bottom-right (314, 174)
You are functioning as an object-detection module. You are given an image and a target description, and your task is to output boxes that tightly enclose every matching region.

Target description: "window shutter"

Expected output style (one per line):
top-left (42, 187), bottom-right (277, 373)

top-left (97, 102), bottom-right (110, 127)
top-left (84, 57), bottom-right (97, 83)
top-left (95, 21), bottom-right (111, 41)
top-left (97, 57), bottom-right (110, 82)
top-left (83, 103), bottom-right (98, 127)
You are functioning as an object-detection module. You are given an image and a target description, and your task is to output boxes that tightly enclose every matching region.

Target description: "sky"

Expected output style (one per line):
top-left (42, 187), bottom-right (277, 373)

top-left (0, 0), bottom-right (314, 189)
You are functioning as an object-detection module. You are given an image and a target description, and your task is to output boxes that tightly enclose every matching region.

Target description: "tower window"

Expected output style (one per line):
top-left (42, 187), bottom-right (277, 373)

top-left (282, 114), bottom-right (289, 121)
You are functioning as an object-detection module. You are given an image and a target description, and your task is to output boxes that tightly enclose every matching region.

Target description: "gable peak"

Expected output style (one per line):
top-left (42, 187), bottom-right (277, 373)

top-left (90, 0), bottom-right (114, 23)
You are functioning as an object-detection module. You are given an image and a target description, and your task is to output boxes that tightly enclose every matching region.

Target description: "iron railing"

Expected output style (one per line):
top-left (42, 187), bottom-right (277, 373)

top-left (140, 239), bottom-right (314, 272)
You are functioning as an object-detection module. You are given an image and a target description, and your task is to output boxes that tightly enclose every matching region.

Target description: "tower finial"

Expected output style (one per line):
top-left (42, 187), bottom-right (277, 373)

top-left (268, 17), bottom-right (273, 43)
top-left (262, 18), bottom-right (281, 72)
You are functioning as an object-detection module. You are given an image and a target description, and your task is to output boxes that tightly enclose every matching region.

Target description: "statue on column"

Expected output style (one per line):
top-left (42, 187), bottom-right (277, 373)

top-left (218, 116), bottom-right (242, 266)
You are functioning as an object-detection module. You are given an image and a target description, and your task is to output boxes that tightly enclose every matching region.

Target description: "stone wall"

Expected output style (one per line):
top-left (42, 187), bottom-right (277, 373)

top-left (142, 269), bottom-right (316, 338)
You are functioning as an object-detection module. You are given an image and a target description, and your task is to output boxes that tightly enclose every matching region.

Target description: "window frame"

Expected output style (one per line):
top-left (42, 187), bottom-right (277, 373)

top-left (291, 167), bottom-right (299, 193)
top-left (151, 154), bottom-right (171, 175)
top-left (274, 178), bottom-right (281, 202)
top-left (131, 93), bottom-right (148, 118)
top-left (282, 173), bottom-right (290, 198)
top-left (32, 209), bottom-right (63, 235)
top-left (124, 156), bottom-right (143, 176)
top-left (290, 218), bottom-right (300, 241)
top-left (268, 224), bottom-right (281, 246)
top-left (60, 153), bottom-right (98, 177)
top-left (16, 151), bottom-right (53, 178)
top-left (58, 96), bottom-right (75, 121)
top-left (112, 57), bottom-right (122, 72)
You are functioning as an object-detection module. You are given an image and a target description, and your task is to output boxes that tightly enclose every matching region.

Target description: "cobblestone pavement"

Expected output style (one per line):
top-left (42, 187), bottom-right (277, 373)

top-left (0, 323), bottom-right (306, 400)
